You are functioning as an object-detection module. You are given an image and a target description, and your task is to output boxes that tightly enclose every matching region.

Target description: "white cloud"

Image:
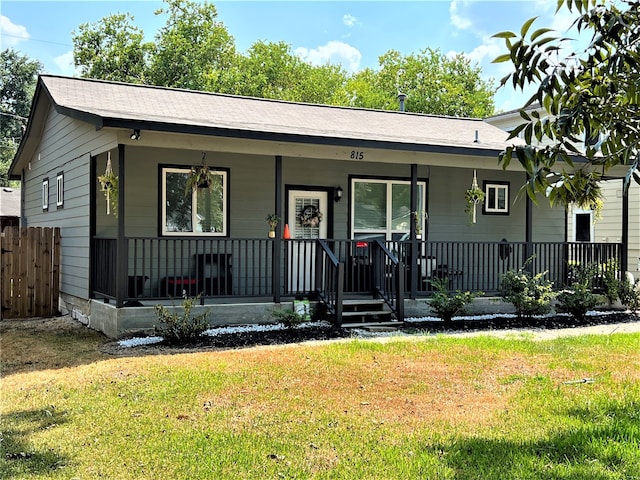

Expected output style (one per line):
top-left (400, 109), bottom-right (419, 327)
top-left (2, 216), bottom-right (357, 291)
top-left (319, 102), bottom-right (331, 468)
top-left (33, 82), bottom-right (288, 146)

top-left (1, 15), bottom-right (29, 46)
top-left (53, 51), bottom-right (77, 76)
top-left (450, 0), bottom-right (472, 30)
top-left (343, 14), bottom-right (357, 27)
top-left (295, 41), bottom-right (362, 72)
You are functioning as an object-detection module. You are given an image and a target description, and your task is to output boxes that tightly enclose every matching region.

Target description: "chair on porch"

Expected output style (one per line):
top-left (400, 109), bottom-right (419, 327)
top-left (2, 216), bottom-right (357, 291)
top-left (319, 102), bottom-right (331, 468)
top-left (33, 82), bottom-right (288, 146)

top-left (194, 253), bottom-right (233, 296)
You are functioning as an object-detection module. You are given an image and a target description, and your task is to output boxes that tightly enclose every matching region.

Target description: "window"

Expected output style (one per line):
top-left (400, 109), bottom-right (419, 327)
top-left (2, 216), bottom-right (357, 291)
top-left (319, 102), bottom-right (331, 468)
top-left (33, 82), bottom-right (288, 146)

top-left (351, 178), bottom-right (426, 240)
top-left (483, 181), bottom-right (509, 214)
top-left (42, 178), bottom-right (49, 210)
top-left (56, 172), bottom-right (64, 208)
top-left (161, 167), bottom-right (227, 236)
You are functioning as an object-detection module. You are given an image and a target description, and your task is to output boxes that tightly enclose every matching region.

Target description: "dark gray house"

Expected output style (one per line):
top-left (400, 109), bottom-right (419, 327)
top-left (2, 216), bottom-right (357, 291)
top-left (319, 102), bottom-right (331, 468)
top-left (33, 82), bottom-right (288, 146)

top-left (8, 75), bottom-right (626, 337)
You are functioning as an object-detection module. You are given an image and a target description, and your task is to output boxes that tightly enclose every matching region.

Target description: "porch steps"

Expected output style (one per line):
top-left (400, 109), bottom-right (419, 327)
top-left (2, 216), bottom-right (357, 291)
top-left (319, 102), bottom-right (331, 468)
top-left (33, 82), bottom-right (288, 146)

top-left (339, 299), bottom-right (400, 328)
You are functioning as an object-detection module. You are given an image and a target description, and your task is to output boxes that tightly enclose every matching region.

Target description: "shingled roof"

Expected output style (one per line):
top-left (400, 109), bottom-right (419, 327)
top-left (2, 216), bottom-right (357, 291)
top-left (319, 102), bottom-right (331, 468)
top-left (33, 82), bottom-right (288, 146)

top-left (37, 75), bottom-right (513, 155)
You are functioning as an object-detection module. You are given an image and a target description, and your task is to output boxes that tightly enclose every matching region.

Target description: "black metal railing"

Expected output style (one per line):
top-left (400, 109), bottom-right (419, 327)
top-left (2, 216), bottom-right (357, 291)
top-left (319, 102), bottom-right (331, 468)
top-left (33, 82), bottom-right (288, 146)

top-left (91, 237), bottom-right (624, 303)
top-left (371, 239), bottom-right (404, 321)
top-left (314, 239), bottom-right (344, 326)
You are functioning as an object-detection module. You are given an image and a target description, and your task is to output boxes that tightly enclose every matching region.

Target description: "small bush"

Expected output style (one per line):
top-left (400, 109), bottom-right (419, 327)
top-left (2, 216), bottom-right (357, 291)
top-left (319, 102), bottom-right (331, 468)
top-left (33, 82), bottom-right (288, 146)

top-left (428, 277), bottom-right (482, 323)
top-left (500, 264), bottom-right (555, 319)
top-left (154, 297), bottom-right (210, 345)
top-left (601, 259), bottom-right (621, 304)
top-left (270, 307), bottom-right (306, 328)
top-left (556, 283), bottom-right (602, 321)
top-left (618, 276), bottom-right (640, 312)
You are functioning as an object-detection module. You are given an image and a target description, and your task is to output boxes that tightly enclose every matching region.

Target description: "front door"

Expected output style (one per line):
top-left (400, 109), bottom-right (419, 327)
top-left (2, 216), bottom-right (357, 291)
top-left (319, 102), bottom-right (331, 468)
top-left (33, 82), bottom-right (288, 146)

top-left (287, 190), bottom-right (328, 293)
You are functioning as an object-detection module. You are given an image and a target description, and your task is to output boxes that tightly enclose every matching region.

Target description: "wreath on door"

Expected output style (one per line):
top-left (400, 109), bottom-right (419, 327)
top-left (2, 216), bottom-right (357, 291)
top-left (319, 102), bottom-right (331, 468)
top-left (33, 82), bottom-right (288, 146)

top-left (298, 205), bottom-right (323, 227)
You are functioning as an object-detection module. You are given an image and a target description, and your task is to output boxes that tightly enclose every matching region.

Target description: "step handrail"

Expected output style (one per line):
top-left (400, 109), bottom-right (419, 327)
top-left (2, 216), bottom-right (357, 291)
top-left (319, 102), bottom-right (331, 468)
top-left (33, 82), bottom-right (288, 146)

top-left (372, 239), bottom-right (405, 322)
top-left (314, 239), bottom-right (345, 326)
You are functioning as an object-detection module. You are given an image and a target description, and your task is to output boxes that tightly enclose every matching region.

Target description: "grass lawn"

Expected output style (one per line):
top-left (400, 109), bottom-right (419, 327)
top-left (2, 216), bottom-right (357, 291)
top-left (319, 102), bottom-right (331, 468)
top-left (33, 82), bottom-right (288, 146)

top-left (1, 319), bottom-right (639, 479)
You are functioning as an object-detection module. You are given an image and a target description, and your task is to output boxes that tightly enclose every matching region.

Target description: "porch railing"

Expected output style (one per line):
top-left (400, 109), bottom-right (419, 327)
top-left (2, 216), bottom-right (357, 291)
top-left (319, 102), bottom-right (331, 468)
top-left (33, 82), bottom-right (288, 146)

top-left (371, 239), bottom-right (404, 321)
top-left (314, 240), bottom-right (344, 325)
top-left (91, 237), bottom-right (624, 303)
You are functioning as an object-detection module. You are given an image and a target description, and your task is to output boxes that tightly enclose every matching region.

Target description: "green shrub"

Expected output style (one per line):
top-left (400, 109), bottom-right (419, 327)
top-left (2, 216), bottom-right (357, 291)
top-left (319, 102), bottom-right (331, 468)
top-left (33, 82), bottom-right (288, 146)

top-left (428, 277), bottom-right (482, 323)
top-left (601, 259), bottom-right (621, 303)
top-left (556, 283), bottom-right (602, 321)
top-left (618, 276), bottom-right (640, 311)
top-left (270, 307), bottom-right (306, 328)
top-left (154, 297), bottom-right (210, 345)
top-left (500, 265), bottom-right (555, 319)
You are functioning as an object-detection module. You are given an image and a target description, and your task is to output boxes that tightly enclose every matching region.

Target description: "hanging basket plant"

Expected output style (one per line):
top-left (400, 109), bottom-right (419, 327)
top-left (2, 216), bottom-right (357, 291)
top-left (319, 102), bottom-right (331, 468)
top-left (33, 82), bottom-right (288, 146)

top-left (98, 154), bottom-right (118, 216)
top-left (464, 170), bottom-right (484, 224)
top-left (185, 164), bottom-right (217, 195)
top-left (298, 205), bottom-right (323, 227)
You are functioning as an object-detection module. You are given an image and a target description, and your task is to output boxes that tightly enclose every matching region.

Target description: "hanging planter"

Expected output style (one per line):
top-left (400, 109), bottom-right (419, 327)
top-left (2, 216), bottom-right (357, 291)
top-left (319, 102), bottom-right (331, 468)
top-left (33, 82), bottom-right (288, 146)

top-left (185, 153), bottom-right (217, 194)
top-left (464, 170), bottom-right (485, 224)
top-left (98, 153), bottom-right (118, 216)
top-left (298, 205), bottom-right (322, 227)
top-left (265, 213), bottom-right (280, 238)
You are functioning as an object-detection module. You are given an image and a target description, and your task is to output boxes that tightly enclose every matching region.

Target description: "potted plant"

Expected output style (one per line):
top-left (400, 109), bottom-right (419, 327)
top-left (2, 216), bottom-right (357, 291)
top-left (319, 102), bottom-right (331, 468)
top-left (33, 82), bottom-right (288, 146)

top-left (185, 163), bottom-right (217, 194)
top-left (266, 213), bottom-right (280, 238)
top-left (464, 170), bottom-right (485, 224)
top-left (413, 210), bottom-right (426, 239)
top-left (98, 168), bottom-right (118, 216)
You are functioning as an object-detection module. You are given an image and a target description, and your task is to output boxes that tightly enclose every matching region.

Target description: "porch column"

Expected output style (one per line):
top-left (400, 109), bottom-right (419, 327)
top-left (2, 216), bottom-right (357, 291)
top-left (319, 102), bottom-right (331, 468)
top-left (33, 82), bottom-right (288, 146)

top-left (409, 164), bottom-right (418, 299)
top-left (116, 144), bottom-right (127, 307)
top-left (621, 178), bottom-right (629, 273)
top-left (525, 174), bottom-right (533, 271)
top-left (273, 155), bottom-right (283, 303)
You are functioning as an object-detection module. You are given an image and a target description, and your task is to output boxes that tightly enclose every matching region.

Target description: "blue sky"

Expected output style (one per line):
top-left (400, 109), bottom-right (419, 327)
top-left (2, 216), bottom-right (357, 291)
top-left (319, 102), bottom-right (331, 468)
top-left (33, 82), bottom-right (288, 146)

top-left (1, 0), bottom-right (580, 112)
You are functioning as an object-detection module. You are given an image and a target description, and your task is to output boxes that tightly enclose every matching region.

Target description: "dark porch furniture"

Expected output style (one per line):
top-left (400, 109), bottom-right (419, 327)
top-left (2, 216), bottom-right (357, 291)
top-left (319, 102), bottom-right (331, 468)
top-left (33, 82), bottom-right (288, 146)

top-left (194, 253), bottom-right (233, 296)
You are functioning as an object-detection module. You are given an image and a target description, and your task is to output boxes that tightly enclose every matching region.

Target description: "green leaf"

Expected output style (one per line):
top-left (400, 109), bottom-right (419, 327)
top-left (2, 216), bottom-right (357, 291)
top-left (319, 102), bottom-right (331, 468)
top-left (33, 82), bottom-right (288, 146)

top-left (530, 28), bottom-right (555, 41)
top-left (492, 54), bottom-right (512, 64)
top-left (492, 31), bottom-right (517, 39)
top-left (521, 17), bottom-right (538, 38)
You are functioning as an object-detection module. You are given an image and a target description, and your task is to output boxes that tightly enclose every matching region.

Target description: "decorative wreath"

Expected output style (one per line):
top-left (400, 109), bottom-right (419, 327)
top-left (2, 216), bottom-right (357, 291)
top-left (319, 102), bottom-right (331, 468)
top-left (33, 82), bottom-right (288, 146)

top-left (298, 205), bottom-right (323, 227)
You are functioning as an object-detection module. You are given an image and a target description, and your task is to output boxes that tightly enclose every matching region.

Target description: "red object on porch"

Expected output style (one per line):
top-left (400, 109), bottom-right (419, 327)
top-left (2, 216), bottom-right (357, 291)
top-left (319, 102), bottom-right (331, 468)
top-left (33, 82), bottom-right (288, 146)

top-left (283, 223), bottom-right (291, 239)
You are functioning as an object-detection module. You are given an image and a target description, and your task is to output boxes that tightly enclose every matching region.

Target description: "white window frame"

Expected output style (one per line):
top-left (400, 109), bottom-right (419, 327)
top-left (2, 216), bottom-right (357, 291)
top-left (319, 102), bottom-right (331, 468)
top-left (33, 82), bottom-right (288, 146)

top-left (42, 178), bottom-right (49, 210)
top-left (161, 167), bottom-right (228, 236)
top-left (484, 182), bottom-right (509, 214)
top-left (351, 178), bottom-right (426, 240)
top-left (573, 208), bottom-right (594, 242)
top-left (56, 172), bottom-right (64, 207)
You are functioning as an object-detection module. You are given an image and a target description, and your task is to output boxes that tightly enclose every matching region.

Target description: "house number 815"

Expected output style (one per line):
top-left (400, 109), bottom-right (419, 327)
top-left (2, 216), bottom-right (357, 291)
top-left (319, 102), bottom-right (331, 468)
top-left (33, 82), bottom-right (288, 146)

top-left (350, 151), bottom-right (364, 160)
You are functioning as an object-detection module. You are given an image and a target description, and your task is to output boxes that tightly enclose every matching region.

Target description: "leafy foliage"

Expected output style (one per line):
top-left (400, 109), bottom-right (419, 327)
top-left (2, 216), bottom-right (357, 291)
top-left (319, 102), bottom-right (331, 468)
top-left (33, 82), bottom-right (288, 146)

top-left (154, 296), bottom-right (210, 344)
top-left (618, 276), bottom-right (640, 312)
top-left (71, 3), bottom-right (495, 116)
top-left (72, 13), bottom-right (153, 83)
top-left (556, 264), bottom-right (602, 321)
top-left (0, 49), bottom-right (42, 186)
top-left (493, 0), bottom-right (640, 207)
top-left (500, 262), bottom-right (555, 319)
top-left (428, 277), bottom-right (482, 323)
top-left (269, 307), bottom-right (306, 328)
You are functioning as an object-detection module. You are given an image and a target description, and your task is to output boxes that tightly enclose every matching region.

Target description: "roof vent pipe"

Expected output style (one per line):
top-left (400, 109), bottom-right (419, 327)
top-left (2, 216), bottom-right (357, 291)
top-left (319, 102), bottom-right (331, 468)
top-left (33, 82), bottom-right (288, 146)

top-left (474, 130), bottom-right (479, 143)
top-left (398, 93), bottom-right (407, 112)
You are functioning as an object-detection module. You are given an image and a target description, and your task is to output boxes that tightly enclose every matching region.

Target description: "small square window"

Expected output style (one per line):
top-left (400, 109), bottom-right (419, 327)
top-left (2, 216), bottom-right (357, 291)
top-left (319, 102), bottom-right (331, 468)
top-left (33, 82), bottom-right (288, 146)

top-left (42, 178), bottom-right (49, 211)
top-left (56, 172), bottom-right (64, 208)
top-left (483, 182), bottom-right (509, 214)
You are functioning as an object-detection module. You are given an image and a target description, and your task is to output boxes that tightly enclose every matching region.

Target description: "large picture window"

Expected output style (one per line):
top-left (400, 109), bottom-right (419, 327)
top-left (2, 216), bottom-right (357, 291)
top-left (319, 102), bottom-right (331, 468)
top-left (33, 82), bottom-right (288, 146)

top-left (161, 167), bottom-right (227, 236)
top-left (351, 178), bottom-right (426, 241)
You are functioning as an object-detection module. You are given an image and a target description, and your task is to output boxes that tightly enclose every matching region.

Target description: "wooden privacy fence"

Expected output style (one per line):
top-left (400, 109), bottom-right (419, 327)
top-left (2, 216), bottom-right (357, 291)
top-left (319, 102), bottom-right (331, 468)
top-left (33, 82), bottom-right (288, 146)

top-left (1, 227), bottom-right (61, 319)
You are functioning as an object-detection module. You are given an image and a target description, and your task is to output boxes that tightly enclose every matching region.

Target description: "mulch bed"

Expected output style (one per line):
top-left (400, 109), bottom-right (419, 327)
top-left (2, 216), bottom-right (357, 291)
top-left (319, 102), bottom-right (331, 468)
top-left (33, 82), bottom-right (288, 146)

top-left (105, 311), bottom-right (639, 356)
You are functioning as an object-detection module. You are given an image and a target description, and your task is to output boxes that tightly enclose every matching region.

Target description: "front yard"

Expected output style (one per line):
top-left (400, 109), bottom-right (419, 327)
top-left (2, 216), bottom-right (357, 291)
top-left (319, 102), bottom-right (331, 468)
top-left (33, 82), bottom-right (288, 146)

top-left (1, 317), bottom-right (639, 479)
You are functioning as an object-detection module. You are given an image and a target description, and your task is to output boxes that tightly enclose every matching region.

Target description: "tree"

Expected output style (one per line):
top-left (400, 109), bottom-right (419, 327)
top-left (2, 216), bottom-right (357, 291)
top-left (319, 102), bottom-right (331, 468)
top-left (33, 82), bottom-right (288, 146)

top-left (148, 0), bottom-right (236, 91)
top-left (337, 48), bottom-right (495, 117)
top-left (72, 13), bottom-right (154, 83)
top-left (493, 0), bottom-right (640, 210)
top-left (222, 40), bottom-right (347, 104)
top-left (1, 49), bottom-right (42, 186)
